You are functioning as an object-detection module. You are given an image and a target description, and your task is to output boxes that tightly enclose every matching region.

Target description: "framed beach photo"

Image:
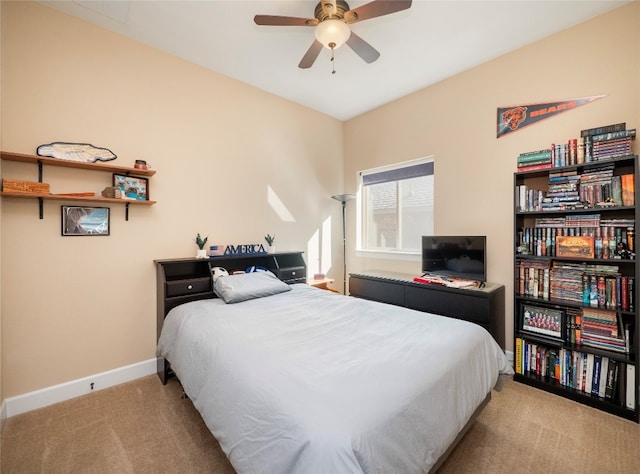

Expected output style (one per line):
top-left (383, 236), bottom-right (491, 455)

top-left (113, 173), bottom-right (149, 201)
top-left (61, 206), bottom-right (110, 236)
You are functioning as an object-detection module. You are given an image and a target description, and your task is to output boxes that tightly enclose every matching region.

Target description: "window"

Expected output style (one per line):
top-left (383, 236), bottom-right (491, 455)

top-left (357, 158), bottom-right (434, 254)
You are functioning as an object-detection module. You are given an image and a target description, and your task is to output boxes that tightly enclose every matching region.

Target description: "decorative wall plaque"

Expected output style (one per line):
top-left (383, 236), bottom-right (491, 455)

top-left (37, 142), bottom-right (117, 163)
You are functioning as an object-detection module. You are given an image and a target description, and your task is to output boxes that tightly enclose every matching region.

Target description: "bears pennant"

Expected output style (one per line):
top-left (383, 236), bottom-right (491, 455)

top-left (497, 95), bottom-right (606, 138)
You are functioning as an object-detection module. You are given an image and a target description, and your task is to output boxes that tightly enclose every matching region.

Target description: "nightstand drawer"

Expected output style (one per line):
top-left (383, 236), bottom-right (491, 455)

top-left (166, 277), bottom-right (211, 297)
top-left (278, 266), bottom-right (306, 282)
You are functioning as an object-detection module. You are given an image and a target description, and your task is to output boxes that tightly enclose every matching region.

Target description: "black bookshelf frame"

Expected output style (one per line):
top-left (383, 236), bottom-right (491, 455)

top-left (513, 154), bottom-right (639, 423)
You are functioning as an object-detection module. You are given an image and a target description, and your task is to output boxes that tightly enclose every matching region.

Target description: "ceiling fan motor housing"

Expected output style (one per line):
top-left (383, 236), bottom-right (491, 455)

top-left (314, 1), bottom-right (352, 22)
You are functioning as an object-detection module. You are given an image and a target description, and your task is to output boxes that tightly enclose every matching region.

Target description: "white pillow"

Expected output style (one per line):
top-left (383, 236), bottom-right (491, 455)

top-left (213, 270), bottom-right (291, 304)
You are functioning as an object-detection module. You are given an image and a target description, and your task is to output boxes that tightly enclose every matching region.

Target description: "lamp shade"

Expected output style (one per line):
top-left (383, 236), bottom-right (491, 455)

top-left (314, 19), bottom-right (351, 49)
top-left (332, 194), bottom-right (356, 202)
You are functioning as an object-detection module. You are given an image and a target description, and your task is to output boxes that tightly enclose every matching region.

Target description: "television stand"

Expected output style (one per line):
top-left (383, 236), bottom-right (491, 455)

top-left (349, 271), bottom-right (505, 349)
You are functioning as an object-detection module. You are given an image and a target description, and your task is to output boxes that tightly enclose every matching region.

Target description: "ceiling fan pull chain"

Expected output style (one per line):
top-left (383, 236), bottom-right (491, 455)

top-left (330, 42), bottom-right (336, 74)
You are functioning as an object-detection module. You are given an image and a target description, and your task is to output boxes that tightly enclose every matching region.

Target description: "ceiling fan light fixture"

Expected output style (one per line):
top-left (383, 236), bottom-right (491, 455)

top-left (314, 19), bottom-right (351, 50)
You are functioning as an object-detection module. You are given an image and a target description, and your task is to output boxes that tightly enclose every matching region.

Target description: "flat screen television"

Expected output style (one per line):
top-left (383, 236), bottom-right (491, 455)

top-left (421, 235), bottom-right (487, 282)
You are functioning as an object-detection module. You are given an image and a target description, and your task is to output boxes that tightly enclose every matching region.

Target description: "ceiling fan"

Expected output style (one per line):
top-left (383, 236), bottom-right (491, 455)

top-left (254, 0), bottom-right (412, 70)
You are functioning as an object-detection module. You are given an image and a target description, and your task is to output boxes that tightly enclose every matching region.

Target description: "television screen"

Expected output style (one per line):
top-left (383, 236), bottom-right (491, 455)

top-left (421, 236), bottom-right (486, 282)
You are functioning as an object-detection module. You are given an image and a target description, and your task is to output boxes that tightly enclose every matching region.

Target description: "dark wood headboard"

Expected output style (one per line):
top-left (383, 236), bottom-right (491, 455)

top-left (154, 252), bottom-right (306, 383)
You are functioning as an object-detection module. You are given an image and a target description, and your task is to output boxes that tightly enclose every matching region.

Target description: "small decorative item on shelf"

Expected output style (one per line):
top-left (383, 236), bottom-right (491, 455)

top-left (113, 174), bottom-right (149, 201)
top-left (2, 178), bottom-right (50, 194)
top-left (101, 186), bottom-right (122, 199)
top-left (264, 234), bottom-right (275, 253)
top-left (209, 245), bottom-right (226, 257)
top-left (195, 233), bottom-right (208, 259)
top-left (134, 159), bottom-right (149, 170)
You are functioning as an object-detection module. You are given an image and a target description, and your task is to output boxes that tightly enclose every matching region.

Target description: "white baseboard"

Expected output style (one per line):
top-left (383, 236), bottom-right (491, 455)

top-left (0, 399), bottom-right (7, 430)
top-left (4, 358), bottom-right (157, 418)
top-left (505, 350), bottom-right (514, 365)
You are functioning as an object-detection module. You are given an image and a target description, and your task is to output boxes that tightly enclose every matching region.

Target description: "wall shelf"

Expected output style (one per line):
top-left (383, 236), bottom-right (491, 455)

top-left (1, 150), bottom-right (157, 220)
top-left (1, 151), bottom-right (156, 176)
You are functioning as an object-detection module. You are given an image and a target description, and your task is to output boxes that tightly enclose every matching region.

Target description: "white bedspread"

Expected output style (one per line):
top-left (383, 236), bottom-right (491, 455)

top-left (157, 284), bottom-right (512, 474)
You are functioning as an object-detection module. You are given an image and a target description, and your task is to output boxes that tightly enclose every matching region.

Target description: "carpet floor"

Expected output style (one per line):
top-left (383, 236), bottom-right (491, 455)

top-left (1, 375), bottom-right (639, 473)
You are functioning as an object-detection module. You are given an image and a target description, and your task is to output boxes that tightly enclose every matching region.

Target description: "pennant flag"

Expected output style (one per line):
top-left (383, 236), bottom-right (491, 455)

top-left (497, 95), bottom-right (606, 138)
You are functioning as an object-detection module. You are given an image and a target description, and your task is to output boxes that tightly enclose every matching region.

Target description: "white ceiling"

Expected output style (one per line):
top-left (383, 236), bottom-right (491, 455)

top-left (39, 0), bottom-right (629, 121)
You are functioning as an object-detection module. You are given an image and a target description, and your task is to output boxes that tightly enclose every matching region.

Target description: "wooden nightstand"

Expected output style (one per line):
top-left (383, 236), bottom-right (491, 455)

top-left (308, 277), bottom-right (337, 292)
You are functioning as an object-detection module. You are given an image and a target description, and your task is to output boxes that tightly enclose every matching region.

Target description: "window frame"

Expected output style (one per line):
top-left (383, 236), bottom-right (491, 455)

top-left (356, 156), bottom-right (434, 258)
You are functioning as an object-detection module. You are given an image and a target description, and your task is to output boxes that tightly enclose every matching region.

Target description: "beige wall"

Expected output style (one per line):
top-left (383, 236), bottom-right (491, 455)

top-left (345, 2), bottom-right (640, 351)
top-left (1, 1), bottom-right (639, 402)
top-left (0, 1), bottom-right (344, 398)
top-left (0, 0), bottom-right (3, 409)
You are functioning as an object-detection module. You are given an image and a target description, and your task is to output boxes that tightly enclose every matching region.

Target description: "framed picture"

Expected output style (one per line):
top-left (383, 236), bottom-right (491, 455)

top-left (521, 304), bottom-right (564, 340)
top-left (61, 206), bottom-right (110, 236)
top-left (112, 173), bottom-right (149, 201)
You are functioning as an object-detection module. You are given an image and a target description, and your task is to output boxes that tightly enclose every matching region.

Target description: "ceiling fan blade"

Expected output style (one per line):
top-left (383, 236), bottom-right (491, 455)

top-left (254, 15), bottom-right (317, 27)
top-left (346, 32), bottom-right (380, 64)
top-left (298, 40), bottom-right (324, 69)
top-left (344, 0), bottom-right (412, 24)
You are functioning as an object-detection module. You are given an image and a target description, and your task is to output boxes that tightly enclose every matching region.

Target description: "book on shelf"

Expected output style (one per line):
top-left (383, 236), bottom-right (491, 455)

top-left (517, 163), bottom-right (553, 172)
top-left (518, 158), bottom-right (552, 168)
top-left (611, 176), bottom-right (623, 205)
top-left (585, 353), bottom-right (595, 393)
top-left (604, 359), bottom-right (618, 400)
top-left (592, 138), bottom-right (633, 151)
top-left (598, 356), bottom-right (609, 398)
top-left (618, 361), bottom-right (627, 407)
top-left (627, 364), bottom-right (636, 410)
top-left (581, 122), bottom-right (627, 138)
top-left (549, 170), bottom-right (579, 179)
top-left (515, 337), bottom-right (523, 374)
top-left (517, 149), bottom-right (552, 163)
top-left (621, 174), bottom-right (635, 206)
top-left (591, 128), bottom-right (636, 142)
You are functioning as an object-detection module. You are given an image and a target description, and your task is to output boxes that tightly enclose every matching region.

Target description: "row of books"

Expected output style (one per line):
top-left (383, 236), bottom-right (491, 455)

top-left (516, 122), bottom-right (636, 171)
top-left (514, 337), bottom-right (636, 410)
top-left (559, 308), bottom-right (630, 354)
top-left (581, 308), bottom-right (630, 354)
top-left (534, 216), bottom-right (636, 231)
top-left (521, 303), bottom-right (632, 353)
top-left (516, 261), bottom-right (634, 311)
top-left (516, 222), bottom-right (635, 259)
top-left (515, 170), bottom-right (634, 212)
top-left (516, 149), bottom-right (552, 170)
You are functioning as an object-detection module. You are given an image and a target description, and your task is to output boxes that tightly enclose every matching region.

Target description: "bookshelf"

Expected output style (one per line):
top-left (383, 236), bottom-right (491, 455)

top-left (513, 124), bottom-right (638, 422)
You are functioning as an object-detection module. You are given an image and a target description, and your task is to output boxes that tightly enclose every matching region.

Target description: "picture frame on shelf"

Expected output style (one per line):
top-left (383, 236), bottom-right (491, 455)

top-left (113, 173), bottom-right (149, 201)
top-left (521, 304), bottom-right (564, 341)
top-left (61, 206), bottom-right (110, 236)
top-left (556, 235), bottom-right (595, 259)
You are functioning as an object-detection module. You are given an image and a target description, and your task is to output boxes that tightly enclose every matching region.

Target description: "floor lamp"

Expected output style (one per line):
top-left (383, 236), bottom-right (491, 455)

top-left (332, 193), bottom-right (356, 294)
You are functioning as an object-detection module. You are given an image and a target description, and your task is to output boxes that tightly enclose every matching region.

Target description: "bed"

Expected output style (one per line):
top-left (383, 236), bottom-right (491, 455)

top-left (155, 256), bottom-right (513, 474)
